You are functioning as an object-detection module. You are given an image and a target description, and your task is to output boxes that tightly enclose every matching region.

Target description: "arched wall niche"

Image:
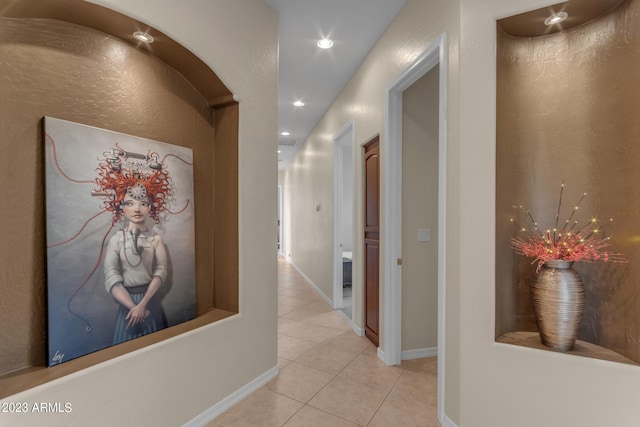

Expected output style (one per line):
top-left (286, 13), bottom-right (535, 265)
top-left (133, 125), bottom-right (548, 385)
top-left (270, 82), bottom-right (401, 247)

top-left (0, 0), bottom-right (235, 108)
top-left (0, 0), bottom-right (239, 397)
top-left (495, 0), bottom-right (640, 365)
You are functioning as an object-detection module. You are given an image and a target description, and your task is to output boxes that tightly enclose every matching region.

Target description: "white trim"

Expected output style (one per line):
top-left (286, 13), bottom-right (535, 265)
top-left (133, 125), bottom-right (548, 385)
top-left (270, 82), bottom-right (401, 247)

top-left (382, 32), bottom-right (443, 365)
top-left (290, 260), bottom-right (362, 335)
top-left (441, 415), bottom-right (459, 427)
top-left (401, 347), bottom-right (438, 360)
top-left (352, 323), bottom-right (364, 336)
top-left (290, 260), bottom-right (333, 306)
top-left (332, 127), bottom-right (345, 310)
top-left (183, 366), bottom-right (279, 427)
top-left (336, 307), bottom-right (365, 336)
top-left (277, 184), bottom-right (283, 257)
top-left (383, 32), bottom-right (448, 425)
top-left (332, 120), bottom-right (356, 316)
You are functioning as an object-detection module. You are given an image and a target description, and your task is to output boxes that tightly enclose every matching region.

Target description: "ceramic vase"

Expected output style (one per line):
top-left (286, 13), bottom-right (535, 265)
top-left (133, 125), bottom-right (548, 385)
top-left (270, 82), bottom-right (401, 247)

top-left (530, 260), bottom-right (584, 351)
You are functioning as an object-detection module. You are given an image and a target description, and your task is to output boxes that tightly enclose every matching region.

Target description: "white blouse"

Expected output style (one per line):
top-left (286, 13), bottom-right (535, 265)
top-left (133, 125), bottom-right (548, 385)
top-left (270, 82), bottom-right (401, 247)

top-left (104, 229), bottom-right (168, 293)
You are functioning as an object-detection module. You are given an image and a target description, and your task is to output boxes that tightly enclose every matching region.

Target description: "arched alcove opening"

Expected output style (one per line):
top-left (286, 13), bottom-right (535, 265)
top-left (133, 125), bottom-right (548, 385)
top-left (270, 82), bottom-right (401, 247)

top-left (0, 0), bottom-right (238, 397)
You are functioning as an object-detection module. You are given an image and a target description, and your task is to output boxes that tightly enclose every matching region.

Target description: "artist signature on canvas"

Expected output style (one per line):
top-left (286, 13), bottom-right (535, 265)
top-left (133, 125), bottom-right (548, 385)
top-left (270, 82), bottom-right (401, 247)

top-left (51, 350), bottom-right (65, 365)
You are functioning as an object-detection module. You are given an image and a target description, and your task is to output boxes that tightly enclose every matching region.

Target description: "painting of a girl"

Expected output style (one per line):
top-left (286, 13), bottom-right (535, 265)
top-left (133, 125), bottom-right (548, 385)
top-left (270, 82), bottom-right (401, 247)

top-left (44, 117), bottom-right (196, 365)
top-left (97, 154), bottom-right (172, 344)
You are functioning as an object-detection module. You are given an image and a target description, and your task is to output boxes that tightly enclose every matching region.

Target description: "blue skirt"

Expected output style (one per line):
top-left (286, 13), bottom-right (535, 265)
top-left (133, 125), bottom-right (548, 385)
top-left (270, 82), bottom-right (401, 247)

top-left (112, 285), bottom-right (167, 345)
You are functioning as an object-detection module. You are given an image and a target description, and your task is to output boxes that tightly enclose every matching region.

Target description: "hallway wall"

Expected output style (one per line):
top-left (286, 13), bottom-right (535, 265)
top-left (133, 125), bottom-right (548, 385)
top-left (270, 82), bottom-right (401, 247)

top-left (283, 0), bottom-right (640, 425)
top-left (0, 1), bottom-right (278, 426)
top-left (282, 0), bottom-right (462, 422)
top-left (458, 0), bottom-right (640, 425)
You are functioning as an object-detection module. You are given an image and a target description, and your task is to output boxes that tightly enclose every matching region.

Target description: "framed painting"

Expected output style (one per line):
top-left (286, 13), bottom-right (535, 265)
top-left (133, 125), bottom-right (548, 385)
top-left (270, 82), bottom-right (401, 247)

top-left (44, 117), bottom-right (196, 366)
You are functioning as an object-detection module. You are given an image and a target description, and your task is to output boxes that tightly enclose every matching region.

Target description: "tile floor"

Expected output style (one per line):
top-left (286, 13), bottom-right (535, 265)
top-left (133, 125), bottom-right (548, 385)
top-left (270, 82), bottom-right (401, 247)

top-left (209, 258), bottom-right (440, 427)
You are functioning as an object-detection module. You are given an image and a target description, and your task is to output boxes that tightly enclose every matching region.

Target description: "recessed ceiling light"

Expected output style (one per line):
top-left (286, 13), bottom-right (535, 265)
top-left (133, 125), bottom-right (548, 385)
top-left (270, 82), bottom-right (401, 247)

top-left (544, 12), bottom-right (568, 26)
top-left (293, 101), bottom-right (305, 107)
top-left (281, 131), bottom-right (290, 136)
top-left (317, 38), bottom-right (333, 49)
top-left (278, 150), bottom-right (282, 153)
top-left (133, 31), bottom-right (154, 43)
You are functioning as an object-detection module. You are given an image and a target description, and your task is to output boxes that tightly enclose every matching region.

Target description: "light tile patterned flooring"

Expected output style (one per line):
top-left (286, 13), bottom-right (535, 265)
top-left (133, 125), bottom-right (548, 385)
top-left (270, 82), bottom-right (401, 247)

top-left (209, 258), bottom-right (440, 427)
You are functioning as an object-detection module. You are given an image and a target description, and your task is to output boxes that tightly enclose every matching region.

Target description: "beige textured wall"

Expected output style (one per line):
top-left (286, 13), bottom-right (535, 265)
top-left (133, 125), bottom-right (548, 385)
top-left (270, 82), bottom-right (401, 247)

top-left (459, 0), bottom-right (640, 425)
top-left (401, 66), bottom-right (439, 352)
top-left (0, 1), bottom-right (278, 426)
top-left (282, 0), bottom-right (461, 421)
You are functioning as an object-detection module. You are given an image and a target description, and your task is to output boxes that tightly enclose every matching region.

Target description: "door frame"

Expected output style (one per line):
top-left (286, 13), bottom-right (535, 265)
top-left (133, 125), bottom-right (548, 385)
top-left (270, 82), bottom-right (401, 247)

top-left (382, 33), bottom-right (447, 421)
top-left (332, 120), bottom-right (356, 319)
top-left (278, 184), bottom-right (283, 257)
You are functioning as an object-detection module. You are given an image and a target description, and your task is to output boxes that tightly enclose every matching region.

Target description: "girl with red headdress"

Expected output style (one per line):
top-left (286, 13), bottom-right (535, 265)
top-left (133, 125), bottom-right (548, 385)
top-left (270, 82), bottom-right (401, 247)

top-left (96, 150), bottom-right (172, 344)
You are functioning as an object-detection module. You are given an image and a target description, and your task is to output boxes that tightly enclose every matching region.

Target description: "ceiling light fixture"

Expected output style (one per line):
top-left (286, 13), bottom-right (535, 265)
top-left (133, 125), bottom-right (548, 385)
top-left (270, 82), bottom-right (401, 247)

top-left (544, 11), bottom-right (568, 26)
top-left (317, 38), bottom-right (333, 49)
top-left (281, 131), bottom-right (290, 136)
top-left (293, 101), bottom-right (305, 107)
top-left (133, 31), bottom-right (154, 43)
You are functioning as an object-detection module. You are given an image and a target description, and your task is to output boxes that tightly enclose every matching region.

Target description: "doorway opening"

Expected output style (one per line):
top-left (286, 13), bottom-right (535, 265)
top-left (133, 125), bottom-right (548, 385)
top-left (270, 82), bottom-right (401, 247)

top-left (399, 63), bottom-right (440, 360)
top-left (332, 120), bottom-right (356, 324)
top-left (383, 33), bottom-right (447, 422)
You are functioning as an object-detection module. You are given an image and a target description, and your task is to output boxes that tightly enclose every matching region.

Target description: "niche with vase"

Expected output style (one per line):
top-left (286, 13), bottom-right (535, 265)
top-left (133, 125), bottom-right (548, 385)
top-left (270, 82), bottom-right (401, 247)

top-left (495, 0), bottom-right (640, 365)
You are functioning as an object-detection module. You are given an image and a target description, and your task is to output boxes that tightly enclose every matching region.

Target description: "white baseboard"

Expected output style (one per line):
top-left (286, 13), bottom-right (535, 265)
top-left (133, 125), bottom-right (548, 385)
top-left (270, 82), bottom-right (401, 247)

top-left (440, 414), bottom-right (458, 427)
top-left (352, 323), bottom-right (364, 336)
top-left (335, 307), bottom-right (365, 336)
top-left (401, 347), bottom-right (438, 360)
top-left (184, 365), bottom-right (279, 427)
top-left (289, 260), bottom-right (333, 306)
top-left (378, 346), bottom-right (438, 365)
top-left (288, 259), bottom-right (364, 337)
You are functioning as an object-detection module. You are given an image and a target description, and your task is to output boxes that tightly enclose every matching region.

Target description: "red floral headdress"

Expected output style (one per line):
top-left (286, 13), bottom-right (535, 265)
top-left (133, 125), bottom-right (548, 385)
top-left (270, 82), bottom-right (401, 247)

top-left (94, 145), bottom-right (172, 224)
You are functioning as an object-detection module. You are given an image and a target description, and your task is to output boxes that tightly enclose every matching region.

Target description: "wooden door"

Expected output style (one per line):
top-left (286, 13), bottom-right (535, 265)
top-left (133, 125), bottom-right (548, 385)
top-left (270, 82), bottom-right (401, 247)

top-left (363, 137), bottom-right (380, 347)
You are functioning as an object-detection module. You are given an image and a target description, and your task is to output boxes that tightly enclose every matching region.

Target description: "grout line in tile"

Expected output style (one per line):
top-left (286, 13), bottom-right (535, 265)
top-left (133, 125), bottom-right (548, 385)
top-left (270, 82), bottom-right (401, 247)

top-left (363, 367), bottom-right (404, 426)
top-left (309, 404), bottom-right (366, 426)
top-left (277, 258), bottom-right (437, 426)
top-left (286, 339), bottom-right (372, 421)
top-left (279, 405), bottom-right (303, 427)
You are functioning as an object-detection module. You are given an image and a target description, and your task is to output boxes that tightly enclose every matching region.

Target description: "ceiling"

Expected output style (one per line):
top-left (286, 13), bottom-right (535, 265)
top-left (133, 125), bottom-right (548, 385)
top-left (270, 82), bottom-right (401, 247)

top-left (266, 0), bottom-right (407, 170)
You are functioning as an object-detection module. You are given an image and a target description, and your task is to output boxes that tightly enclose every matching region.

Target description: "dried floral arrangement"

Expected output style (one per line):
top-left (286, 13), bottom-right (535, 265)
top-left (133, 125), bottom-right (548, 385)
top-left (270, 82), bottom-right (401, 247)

top-left (510, 182), bottom-right (626, 271)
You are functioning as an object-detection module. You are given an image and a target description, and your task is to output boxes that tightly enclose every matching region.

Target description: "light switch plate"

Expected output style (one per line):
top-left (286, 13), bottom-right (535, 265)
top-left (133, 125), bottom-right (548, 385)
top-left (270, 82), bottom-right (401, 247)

top-left (418, 228), bottom-right (431, 242)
